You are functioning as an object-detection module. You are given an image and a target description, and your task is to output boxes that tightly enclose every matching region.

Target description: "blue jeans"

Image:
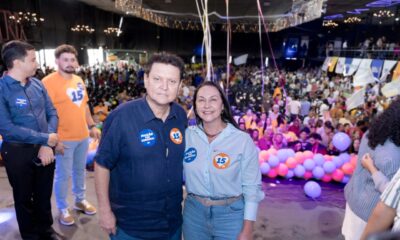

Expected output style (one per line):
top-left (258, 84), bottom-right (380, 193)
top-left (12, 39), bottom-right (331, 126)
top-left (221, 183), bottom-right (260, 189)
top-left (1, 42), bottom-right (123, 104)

top-left (110, 227), bottom-right (182, 240)
top-left (54, 138), bottom-right (89, 210)
top-left (183, 195), bottom-right (244, 240)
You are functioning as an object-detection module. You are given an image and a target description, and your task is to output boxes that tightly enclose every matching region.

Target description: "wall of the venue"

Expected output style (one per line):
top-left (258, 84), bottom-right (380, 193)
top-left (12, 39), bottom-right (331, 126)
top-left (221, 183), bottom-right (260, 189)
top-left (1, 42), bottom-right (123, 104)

top-left (0, 0), bottom-right (399, 65)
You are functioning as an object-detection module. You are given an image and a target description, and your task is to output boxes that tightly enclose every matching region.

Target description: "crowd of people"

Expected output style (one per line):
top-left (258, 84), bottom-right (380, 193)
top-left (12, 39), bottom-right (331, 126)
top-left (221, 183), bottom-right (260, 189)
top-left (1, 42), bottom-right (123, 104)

top-left (1, 39), bottom-right (400, 240)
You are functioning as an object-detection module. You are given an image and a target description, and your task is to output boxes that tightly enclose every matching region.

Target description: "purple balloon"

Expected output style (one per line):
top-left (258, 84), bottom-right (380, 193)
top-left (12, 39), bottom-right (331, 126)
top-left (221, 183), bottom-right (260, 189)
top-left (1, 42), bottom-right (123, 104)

top-left (294, 165), bottom-right (306, 177)
top-left (304, 159), bottom-right (316, 171)
top-left (304, 181), bottom-right (322, 199)
top-left (323, 161), bottom-right (336, 173)
top-left (313, 154), bottom-right (325, 166)
top-left (277, 149), bottom-right (289, 162)
top-left (312, 166), bottom-right (325, 179)
top-left (332, 156), bottom-right (343, 168)
top-left (260, 162), bottom-right (270, 174)
top-left (342, 175), bottom-right (351, 184)
top-left (339, 153), bottom-right (351, 163)
top-left (286, 170), bottom-right (294, 179)
top-left (332, 132), bottom-right (352, 151)
top-left (269, 155), bottom-right (280, 167)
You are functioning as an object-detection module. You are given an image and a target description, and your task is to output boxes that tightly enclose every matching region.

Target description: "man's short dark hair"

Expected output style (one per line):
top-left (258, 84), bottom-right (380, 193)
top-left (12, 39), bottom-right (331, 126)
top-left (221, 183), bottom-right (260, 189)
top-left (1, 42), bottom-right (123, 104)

top-left (1, 40), bottom-right (35, 69)
top-left (55, 44), bottom-right (78, 59)
top-left (145, 52), bottom-right (185, 80)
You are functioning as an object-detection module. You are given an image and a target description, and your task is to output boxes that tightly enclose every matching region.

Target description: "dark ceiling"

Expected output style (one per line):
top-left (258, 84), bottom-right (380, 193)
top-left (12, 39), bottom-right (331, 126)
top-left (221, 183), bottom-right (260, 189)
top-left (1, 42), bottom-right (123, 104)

top-left (78, 0), bottom-right (380, 19)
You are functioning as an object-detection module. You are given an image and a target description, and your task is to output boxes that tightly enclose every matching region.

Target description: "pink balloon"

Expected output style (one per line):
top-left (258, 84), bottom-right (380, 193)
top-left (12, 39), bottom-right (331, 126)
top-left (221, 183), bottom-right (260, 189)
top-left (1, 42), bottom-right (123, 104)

top-left (259, 150), bottom-right (270, 162)
top-left (303, 150), bottom-right (314, 160)
top-left (304, 171), bottom-right (313, 180)
top-left (267, 168), bottom-right (278, 178)
top-left (286, 157), bottom-right (298, 169)
top-left (295, 152), bottom-right (305, 164)
top-left (342, 163), bottom-right (354, 175)
top-left (267, 148), bottom-right (277, 156)
top-left (324, 155), bottom-right (333, 161)
top-left (278, 163), bottom-right (289, 177)
top-left (321, 174), bottom-right (332, 182)
top-left (350, 154), bottom-right (358, 167)
top-left (332, 169), bottom-right (344, 182)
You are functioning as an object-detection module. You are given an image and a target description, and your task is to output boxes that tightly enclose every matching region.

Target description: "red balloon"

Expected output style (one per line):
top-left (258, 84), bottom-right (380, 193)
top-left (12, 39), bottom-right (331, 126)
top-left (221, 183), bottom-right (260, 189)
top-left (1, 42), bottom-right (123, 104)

top-left (278, 163), bottom-right (289, 177)
top-left (342, 163), bottom-right (354, 175)
top-left (267, 168), bottom-right (278, 178)
top-left (321, 174), bottom-right (332, 182)
top-left (304, 171), bottom-right (313, 180)
top-left (332, 169), bottom-right (344, 182)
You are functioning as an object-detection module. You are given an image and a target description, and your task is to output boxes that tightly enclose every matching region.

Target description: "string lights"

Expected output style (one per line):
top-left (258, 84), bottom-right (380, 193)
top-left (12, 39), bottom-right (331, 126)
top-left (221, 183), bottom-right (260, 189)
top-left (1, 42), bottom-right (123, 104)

top-left (104, 27), bottom-right (122, 36)
top-left (323, 20), bottom-right (338, 27)
top-left (8, 11), bottom-right (44, 26)
top-left (344, 16), bottom-right (362, 24)
top-left (71, 25), bottom-right (95, 33)
top-left (373, 10), bottom-right (395, 18)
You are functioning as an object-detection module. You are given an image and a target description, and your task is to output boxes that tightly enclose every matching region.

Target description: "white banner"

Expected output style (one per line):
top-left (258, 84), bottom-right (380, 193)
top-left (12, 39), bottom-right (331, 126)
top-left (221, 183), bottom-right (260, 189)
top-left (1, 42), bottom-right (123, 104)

top-left (321, 57), bottom-right (331, 72)
top-left (344, 58), bottom-right (362, 76)
top-left (353, 59), bottom-right (374, 87)
top-left (346, 87), bottom-right (366, 110)
top-left (381, 80), bottom-right (400, 98)
top-left (335, 57), bottom-right (346, 74)
top-left (233, 54), bottom-right (248, 66)
top-left (380, 60), bottom-right (397, 81)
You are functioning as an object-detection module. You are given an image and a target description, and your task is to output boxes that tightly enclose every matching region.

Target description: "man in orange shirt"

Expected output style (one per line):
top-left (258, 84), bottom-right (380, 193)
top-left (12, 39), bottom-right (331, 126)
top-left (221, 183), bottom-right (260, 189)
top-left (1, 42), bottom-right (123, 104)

top-left (43, 44), bottom-right (101, 226)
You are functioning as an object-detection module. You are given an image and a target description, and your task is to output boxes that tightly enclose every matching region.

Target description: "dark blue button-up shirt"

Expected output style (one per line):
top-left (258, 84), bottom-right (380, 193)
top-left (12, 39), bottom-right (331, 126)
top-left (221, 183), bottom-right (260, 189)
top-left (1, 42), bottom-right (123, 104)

top-left (0, 75), bottom-right (58, 144)
top-left (95, 97), bottom-right (187, 239)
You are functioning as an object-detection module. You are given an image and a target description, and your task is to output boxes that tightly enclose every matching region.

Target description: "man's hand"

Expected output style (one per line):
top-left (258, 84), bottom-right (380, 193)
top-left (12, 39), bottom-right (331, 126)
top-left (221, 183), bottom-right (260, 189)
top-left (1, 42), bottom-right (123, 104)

top-left (55, 142), bottom-right (67, 155)
top-left (99, 209), bottom-right (116, 235)
top-left (90, 127), bottom-right (101, 140)
top-left (37, 146), bottom-right (55, 166)
top-left (47, 133), bottom-right (58, 147)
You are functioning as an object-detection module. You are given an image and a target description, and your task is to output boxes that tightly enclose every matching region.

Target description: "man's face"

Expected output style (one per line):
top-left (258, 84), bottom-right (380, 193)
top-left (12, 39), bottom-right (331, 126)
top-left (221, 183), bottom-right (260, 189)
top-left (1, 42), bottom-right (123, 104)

top-left (56, 52), bottom-right (78, 74)
top-left (16, 50), bottom-right (37, 78)
top-left (144, 63), bottom-right (181, 107)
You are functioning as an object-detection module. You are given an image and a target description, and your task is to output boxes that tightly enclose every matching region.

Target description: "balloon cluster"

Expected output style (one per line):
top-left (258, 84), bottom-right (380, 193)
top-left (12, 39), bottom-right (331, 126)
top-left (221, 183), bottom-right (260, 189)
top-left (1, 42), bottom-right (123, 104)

top-left (259, 148), bottom-right (357, 184)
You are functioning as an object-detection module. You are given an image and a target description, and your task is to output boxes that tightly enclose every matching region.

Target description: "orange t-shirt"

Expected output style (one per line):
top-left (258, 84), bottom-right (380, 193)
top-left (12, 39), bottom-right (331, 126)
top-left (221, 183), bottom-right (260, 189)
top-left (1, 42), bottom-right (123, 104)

top-left (43, 72), bottom-right (89, 141)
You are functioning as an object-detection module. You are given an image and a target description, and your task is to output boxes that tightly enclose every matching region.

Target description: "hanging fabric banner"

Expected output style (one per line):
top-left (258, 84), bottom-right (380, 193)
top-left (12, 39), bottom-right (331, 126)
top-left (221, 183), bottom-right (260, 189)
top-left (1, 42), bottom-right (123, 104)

top-left (344, 58), bottom-right (362, 76)
top-left (380, 60), bottom-right (397, 81)
top-left (370, 59), bottom-right (384, 79)
top-left (392, 61), bottom-right (400, 81)
top-left (328, 57), bottom-right (338, 72)
top-left (321, 57), bottom-right (331, 72)
top-left (335, 57), bottom-right (346, 74)
top-left (353, 59), bottom-right (374, 87)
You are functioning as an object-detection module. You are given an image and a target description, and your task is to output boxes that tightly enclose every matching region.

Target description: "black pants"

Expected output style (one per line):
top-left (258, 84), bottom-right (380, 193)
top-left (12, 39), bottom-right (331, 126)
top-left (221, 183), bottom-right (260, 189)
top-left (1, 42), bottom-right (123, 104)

top-left (1, 142), bottom-right (56, 240)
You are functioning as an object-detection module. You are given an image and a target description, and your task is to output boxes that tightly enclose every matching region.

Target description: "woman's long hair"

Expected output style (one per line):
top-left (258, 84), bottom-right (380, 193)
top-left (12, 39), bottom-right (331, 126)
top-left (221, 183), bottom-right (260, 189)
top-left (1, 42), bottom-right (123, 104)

top-left (367, 98), bottom-right (400, 149)
top-left (193, 81), bottom-right (240, 130)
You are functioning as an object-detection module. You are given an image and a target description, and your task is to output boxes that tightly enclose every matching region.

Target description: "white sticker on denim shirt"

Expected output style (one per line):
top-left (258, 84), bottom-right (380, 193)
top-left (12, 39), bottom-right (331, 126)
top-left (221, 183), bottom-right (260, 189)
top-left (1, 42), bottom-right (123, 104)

top-left (184, 147), bottom-right (197, 163)
top-left (15, 97), bottom-right (28, 109)
top-left (139, 129), bottom-right (157, 147)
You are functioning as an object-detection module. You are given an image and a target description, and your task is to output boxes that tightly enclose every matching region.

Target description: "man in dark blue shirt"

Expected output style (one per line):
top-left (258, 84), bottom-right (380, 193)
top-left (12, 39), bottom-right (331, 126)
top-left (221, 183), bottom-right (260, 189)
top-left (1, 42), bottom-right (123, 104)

top-left (95, 52), bottom-right (187, 240)
top-left (0, 40), bottom-right (59, 239)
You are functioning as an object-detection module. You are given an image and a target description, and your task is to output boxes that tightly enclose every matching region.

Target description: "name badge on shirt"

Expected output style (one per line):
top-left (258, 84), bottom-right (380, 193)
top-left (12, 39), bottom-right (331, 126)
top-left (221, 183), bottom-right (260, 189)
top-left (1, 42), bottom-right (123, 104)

top-left (170, 128), bottom-right (183, 145)
top-left (15, 97), bottom-right (28, 109)
top-left (213, 153), bottom-right (231, 169)
top-left (139, 129), bottom-right (157, 147)
top-left (184, 147), bottom-right (197, 163)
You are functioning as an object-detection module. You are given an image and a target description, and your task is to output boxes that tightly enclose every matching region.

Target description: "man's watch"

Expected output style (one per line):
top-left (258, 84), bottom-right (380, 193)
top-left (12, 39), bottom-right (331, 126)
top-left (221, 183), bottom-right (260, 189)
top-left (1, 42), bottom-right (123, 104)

top-left (88, 124), bottom-right (96, 130)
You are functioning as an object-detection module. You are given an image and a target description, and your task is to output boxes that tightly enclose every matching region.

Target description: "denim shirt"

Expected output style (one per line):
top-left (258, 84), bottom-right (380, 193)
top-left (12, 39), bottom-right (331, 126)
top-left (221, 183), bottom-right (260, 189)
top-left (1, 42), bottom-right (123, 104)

top-left (184, 123), bottom-right (265, 221)
top-left (0, 75), bottom-right (58, 145)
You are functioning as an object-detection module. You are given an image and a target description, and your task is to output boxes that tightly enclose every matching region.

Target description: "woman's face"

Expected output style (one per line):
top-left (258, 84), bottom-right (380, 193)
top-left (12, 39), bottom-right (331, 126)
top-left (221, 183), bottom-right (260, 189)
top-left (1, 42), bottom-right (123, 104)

top-left (195, 85), bottom-right (224, 124)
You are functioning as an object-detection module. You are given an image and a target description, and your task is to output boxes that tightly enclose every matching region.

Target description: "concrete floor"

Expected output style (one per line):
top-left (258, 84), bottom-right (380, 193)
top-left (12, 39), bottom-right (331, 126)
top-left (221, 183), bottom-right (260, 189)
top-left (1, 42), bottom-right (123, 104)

top-left (0, 167), bottom-right (345, 240)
